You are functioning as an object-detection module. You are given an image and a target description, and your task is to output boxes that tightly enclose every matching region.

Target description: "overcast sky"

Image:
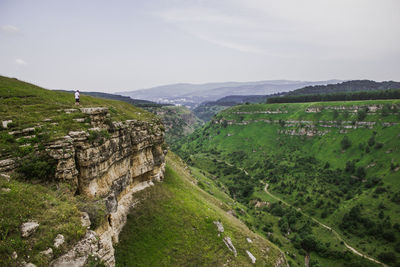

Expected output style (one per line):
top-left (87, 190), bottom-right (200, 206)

top-left (0, 0), bottom-right (399, 92)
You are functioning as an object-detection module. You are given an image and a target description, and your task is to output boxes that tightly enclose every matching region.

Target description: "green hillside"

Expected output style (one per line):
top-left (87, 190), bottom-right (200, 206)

top-left (0, 76), bottom-right (158, 266)
top-left (288, 80), bottom-right (400, 96)
top-left (0, 76), bottom-right (157, 159)
top-left (175, 100), bottom-right (400, 266)
top-left (115, 153), bottom-right (287, 266)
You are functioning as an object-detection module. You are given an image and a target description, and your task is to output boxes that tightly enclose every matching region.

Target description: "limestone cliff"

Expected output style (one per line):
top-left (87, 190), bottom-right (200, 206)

top-left (42, 107), bottom-right (166, 266)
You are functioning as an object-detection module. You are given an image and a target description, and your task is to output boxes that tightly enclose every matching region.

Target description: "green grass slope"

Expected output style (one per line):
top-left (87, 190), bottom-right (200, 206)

top-left (0, 76), bottom-right (157, 158)
top-left (175, 100), bottom-right (400, 266)
top-left (115, 153), bottom-right (287, 267)
top-left (0, 76), bottom-right (157, 266)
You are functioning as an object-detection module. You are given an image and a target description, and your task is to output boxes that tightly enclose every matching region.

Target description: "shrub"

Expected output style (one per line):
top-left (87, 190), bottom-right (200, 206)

top-left (341, 136), bottom-right (352, 150)
top-left (345, 161), bottom-right (356, 173)
top-left (374, 142), bottom-right (383, 149)
top-left (17, 152), bottom-right (57, 181)
top-left (88, 130), bottom-right (110, 144)
top-left (381, 104), bottom-right (391, 116)
top-left (357, 108), bottom-right (367, 121)
top-left (382, 231), bottom-right (396, 242)
top-left (378, 252), bottom-right (397, 264)
top-left (77, 198), bottom-right (107, 230)
top-left (368, 136), bottom-right (375, 147)
top-left (333, 110), bottom-right (339, 119)
top-left (356, 167), bottom-right (366, 178)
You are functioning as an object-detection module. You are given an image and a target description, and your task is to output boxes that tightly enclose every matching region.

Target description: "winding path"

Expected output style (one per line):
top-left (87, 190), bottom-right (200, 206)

top-left (263, 183), bottom-right (386, 266)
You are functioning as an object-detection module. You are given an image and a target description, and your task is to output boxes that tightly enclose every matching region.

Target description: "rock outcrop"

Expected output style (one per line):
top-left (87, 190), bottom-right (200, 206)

top-left (34, 108), bottom-right (166, 267)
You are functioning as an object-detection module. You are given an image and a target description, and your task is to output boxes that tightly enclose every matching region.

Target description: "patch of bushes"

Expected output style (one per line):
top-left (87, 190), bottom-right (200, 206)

top-left (77, 198), bottom-right (107, 230)
top-left (378, 251), bottom-right (397, 264)
top-left (357, 108), bottom-right (368, 121)
top-left (88, 129), bottom-right (111, 145)
top-left (16, 152), bottom-right (57, 181)
top-left (341, 136), bottom-right (352, 150)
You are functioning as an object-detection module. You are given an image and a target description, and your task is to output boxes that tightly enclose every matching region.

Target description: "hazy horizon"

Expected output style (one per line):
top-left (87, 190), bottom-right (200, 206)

top-left (1, 0), bottom-right (399, 93)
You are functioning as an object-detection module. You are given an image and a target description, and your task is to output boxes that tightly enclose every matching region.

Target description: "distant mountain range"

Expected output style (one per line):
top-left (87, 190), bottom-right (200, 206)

top-left (192, 80), bottom-right (400, 121)
top-left (117, 80), bottom-right (343, 108)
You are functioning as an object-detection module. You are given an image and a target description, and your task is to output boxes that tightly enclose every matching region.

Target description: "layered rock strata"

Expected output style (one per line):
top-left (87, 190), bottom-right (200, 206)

top-left (43, 108), bottom-right (166, 266)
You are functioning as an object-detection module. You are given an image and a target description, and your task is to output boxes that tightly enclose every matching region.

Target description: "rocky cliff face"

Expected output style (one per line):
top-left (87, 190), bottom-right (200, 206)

top-left (40, 107), bottom-right (166, 266)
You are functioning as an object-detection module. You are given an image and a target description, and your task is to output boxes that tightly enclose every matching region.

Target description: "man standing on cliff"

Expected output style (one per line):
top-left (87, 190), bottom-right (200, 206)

top-left (75, 90), bottom-right (80, 106)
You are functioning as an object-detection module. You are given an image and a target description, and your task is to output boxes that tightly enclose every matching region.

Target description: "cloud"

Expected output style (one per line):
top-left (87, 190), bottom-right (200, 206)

top-left (1, 25), bottom-right (20, 34)
top-left (191, 32), bottom-right (269, 55)
top-left (155, 7), bottom-right (272, 55)
top-left (154, 1), bottom-right (400, 59)
top-left (15, 59), bottom-right (27, 65)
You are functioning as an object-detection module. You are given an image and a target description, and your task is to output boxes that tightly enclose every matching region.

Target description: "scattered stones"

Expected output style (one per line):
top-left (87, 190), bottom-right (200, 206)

top-left (54, 234), bottom-right (65, 248)
top-left (0, 158), bottom-right (15, 172)
top-left (12, 251), bottom-right (18, 260)
top-left (222, 237), bottom-right (237, 257)
top-left (254, 201), bottom-right (267, 208)
top-left (21, 221), bottom-right (39, 238)
top-left (0, 173), bottom-right (11, 181)
top-left (246, 237), bottom-right (253, 243)
top-left (50, 231), bottom-right (98, 267)
top-left (25, 263), bottom-right (37, 267)
top-left (22, 127), bottom-right (35, 134)
top-left (213, 221), bottom-right (224, 233)
top-left (246, 250), bottom-right (256, 264)
top-left (305, 107), bottom-right (321, 113)
top-left (64, 109), bottom-right (78, 114)
top-left (2, 120), bottom-right (12, 128)
top-left (73, 118), bottom-right (85, 123)
top-left (1, 188), bottom-right (11, 193)
top-left (80, 107), bottom-right (108, 115)
top-left (81, 212), bottom-right (91, 229)
top-left (40, 248), bottom-right (53, 258)
top-left (16, 135), bottom-right (36, 141)
top-left (366, 162), bottom-right (376, 169)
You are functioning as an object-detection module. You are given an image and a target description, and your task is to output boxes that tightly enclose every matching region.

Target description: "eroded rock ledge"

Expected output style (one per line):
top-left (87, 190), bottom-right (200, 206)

top-left (43, 108), bottom-right (166, 266)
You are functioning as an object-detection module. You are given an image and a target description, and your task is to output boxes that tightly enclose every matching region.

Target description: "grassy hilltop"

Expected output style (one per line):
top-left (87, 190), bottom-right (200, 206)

top-left (0, 76), bottom-right (159, 266)
top-left (175, 100), bottom-right (400, 266)
top-left (0, 76), bottom-right (158, 159)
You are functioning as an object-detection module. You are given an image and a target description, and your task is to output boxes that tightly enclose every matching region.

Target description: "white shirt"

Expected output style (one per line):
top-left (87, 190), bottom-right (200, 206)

top-left (75, 91), bottom-right (80, 99)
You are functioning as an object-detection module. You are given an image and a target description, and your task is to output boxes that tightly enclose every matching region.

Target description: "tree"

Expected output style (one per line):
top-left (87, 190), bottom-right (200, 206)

top-left (378, 252), bottom-right (397, 264)
top-left (356, 167), bottom-right (366, 178)
top-left (333, 109), bottom-right (339, 119)
top-left (341, 136), bottom-right (352, 150)
top-left (357, 108), bottom-right (367, 121)
top-left (301, 235), bottom-right (317, 252)
top-left (381, 104), bottom-right (391, 116)
top-left (368, 136), bottom-right (375, 147)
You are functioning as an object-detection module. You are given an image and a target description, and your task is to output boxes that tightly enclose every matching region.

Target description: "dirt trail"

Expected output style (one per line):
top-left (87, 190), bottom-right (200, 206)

top-left (263, 183), bottom-right (386, 267)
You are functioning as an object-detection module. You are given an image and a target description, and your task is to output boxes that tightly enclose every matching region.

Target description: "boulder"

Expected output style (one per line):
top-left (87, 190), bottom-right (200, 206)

top-left (246, 250), bottom-right (256, 264)
top-left (54, 234), bottom-right (65, 248)
top-left (21, 221), bottom-right (39, 238)
top-left (213, 221), bottom-right (224, 233)
top-left (81, 212), bottom-right (91, 229)
top-left (222, 236), bottom-right (237, 257)
top-left (40, 248), bottom-right (53, 258)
